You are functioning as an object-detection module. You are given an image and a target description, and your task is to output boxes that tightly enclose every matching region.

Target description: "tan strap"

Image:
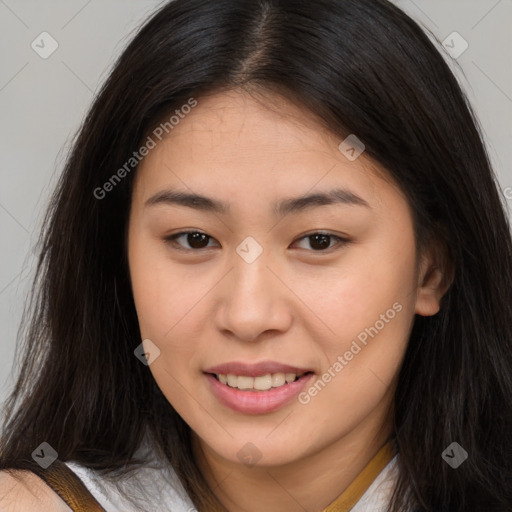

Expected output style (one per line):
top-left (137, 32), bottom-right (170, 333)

top-left (30, 459), bottom-right (106, 511)
top-left (323, 439), bottom-right (396, 511)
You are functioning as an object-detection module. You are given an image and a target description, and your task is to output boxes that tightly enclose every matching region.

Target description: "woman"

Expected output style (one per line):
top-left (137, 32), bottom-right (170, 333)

top-left (0, 0), bottom-right (511, 511)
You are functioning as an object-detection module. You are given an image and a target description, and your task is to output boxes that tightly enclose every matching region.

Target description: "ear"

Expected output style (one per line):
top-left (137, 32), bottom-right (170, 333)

top-left (414, 237), bottom-right (454, 317)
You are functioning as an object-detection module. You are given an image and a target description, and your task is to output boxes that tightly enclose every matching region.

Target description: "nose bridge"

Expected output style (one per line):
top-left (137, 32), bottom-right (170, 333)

top-left (217, 235), bottom-right (290, 341)
top-left (231, 235), bottom-right (276, 305)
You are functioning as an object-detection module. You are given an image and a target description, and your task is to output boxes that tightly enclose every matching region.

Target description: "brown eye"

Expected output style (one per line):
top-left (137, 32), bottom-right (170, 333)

top-left (294, 232), bottom-right (349, 252)
top-left (164, 231), bottom-right (349, 253)
top-left (165, 231), bottom-right (218, 250)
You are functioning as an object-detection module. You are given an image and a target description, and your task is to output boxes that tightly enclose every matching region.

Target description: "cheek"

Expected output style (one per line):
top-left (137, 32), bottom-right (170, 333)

top-left (301, 231), bottom-right (417, 403)
top-left (129, 230), bottom-right (202, 336)
top-left (307, 239), bottom-right (416, 344)
top-left (128, 234), bottom-right (193, 371)
top-left (300, 283), bottom-right (413, 438)
top-left (131, 265), bottom-right (204, 362)
top-left (129, 245), bottom-right (206, 417)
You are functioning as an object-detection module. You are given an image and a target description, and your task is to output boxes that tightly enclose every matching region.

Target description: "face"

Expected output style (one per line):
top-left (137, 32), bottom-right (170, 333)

top-left (127, 88), bottom-right (443, 469)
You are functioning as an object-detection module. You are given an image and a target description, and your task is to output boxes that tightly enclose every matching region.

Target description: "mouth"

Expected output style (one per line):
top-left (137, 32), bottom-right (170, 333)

top-left (204, 365), bottom-right (315, 414)
top-left (208, 371), bottom-right (313, 392)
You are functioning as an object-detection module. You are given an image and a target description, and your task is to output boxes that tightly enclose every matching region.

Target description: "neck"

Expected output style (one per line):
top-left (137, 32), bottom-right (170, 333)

top-left (191, 400), bottom-right (395, 512)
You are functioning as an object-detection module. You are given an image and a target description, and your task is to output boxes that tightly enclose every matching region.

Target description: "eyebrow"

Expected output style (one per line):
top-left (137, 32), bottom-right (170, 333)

top-left (144, 187), bottom-right (371, 217)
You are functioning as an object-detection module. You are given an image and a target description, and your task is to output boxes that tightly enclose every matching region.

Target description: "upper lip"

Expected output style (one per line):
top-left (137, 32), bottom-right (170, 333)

top-left (204, 361), bottom-right (313, 377)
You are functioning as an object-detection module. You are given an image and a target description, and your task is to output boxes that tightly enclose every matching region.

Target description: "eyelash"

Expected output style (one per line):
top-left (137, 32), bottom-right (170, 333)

top-left (164, 230), bottom-right (350, 253)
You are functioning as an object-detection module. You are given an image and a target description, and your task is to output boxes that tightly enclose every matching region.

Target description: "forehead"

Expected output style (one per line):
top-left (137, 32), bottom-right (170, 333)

top-left (132, 89), bottom-right (403, 215)
top-left (148, 89), bottom-right (361, 161)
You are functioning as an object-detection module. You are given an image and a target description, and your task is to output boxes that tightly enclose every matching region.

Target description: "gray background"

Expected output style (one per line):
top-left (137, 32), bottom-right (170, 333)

top-left (1, 0), bottom-right (511, 410)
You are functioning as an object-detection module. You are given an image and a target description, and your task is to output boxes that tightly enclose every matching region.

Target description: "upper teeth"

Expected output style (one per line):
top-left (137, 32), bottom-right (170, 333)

top-left (216, 373), bottom-right (299, 391)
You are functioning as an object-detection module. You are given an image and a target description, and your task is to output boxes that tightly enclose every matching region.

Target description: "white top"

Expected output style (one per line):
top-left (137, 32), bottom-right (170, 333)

top-left (350, 454), bottom-right (400, 512)
top-left (64, 445), bottom-right (400, 512)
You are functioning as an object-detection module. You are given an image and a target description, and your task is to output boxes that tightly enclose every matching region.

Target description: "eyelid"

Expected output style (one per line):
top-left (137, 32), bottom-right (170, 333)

top-left (164, 230), bottom-right (350, 252)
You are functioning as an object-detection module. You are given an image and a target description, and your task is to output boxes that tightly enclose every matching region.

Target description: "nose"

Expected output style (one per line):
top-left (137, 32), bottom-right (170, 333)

top-left (214, 247), bottom-right (293, 343)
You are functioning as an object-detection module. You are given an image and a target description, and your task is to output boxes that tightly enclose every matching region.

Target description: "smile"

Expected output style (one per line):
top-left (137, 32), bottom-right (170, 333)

top-left (205, 371), bottom-right (314, 414)
top-left (212, 372), bottom-right (307, 391)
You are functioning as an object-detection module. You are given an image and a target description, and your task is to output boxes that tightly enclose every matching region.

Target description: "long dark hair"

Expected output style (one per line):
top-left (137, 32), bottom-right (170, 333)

top-left (1, 0), bottom-right (511, 510)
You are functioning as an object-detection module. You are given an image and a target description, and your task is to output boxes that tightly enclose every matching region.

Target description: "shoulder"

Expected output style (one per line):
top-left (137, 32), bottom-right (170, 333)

top-left (64, 459), bottom-right (197, 512)
top-left (0, 469), bottom-right (72, 511)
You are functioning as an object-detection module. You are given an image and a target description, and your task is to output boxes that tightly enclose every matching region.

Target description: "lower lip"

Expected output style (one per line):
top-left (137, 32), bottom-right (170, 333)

top-left (205, 373), bottom-right (314, 414)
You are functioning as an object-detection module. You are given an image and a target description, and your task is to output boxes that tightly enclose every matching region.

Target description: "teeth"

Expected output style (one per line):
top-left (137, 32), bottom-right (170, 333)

top-left (216, 372), bottom-right (301, 391)
top-left (254, 374), bottom-right (272, 391)
top-left (271, 373), bottom-right (286, 387)
top-left (237, 376), bottom-right (254, 390)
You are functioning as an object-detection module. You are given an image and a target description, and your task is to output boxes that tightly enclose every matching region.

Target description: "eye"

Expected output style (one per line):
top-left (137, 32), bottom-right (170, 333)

top-left (165, 231), bottom-right (219, 251)
top-left (165, 230), bottom-right (349, 253)
top-left (293, 231), bottom-right (349, 252)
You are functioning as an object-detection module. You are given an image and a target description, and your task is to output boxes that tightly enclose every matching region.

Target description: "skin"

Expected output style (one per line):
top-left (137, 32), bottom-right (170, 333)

top-left (127, 88), bottom-right (450, 512)
top-left (0, 470), bottom-right (72, 511)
